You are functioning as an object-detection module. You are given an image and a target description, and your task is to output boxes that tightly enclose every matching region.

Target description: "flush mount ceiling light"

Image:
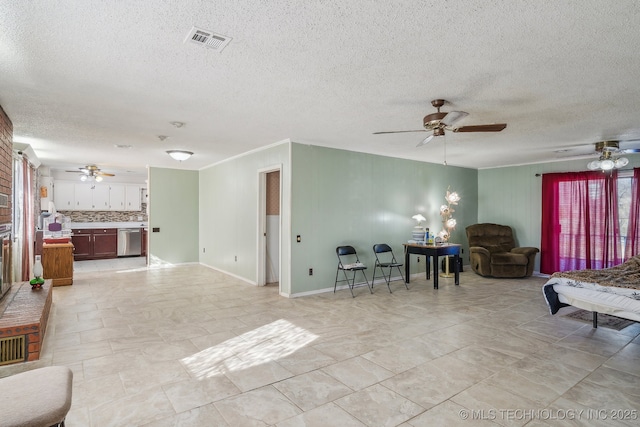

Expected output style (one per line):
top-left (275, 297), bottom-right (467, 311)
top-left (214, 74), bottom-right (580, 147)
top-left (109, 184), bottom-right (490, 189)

top-left (166, 150), bottom-right (193, 161)
top-left (170, 122), bottom-right (185, 128)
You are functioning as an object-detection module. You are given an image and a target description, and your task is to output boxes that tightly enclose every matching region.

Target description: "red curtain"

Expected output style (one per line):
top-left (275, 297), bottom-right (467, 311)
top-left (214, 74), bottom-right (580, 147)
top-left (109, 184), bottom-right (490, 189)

top-left (541, 170), bottom-right (622, 274)
top-left (625, 168), bottom-right (640, 259)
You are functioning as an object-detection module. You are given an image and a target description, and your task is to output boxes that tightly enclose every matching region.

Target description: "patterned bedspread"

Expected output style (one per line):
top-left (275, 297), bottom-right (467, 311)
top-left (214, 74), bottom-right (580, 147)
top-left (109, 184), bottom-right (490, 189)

top-left (551, 255), bottom-right (640, 289)
top-left (543, 255), bottom-right (640, 315)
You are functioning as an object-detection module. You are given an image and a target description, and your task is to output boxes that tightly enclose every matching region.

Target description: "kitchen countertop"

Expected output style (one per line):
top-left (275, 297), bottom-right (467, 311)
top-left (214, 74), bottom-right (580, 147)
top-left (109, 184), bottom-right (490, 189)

top-left (71, 222), bottom-right (148, 229)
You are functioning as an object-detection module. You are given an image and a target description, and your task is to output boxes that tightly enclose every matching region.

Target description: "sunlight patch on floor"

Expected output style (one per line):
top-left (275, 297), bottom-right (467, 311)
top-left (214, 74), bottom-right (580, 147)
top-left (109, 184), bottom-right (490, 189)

top-left (181, 319), bottom-right (318, 379)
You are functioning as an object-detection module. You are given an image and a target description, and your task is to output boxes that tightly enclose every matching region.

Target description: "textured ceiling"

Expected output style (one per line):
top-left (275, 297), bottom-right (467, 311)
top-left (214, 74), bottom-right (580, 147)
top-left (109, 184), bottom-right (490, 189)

top-left (2, 0), bottom-right (640, 178)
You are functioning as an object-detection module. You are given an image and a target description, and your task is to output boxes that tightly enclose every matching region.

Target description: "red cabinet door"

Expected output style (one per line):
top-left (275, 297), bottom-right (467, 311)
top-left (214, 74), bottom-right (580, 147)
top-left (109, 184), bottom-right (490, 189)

top-left (93, 229), bottom-right (118, 259)
top-left (71, 230), bottom-right (92, 261)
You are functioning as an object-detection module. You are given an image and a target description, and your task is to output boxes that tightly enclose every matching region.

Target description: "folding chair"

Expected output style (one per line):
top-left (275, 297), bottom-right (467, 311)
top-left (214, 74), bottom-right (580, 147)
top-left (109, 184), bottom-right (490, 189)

top-left (372, 243), bottom-right (407, 293)
top-left (335, 245), bottom-right (372, 297)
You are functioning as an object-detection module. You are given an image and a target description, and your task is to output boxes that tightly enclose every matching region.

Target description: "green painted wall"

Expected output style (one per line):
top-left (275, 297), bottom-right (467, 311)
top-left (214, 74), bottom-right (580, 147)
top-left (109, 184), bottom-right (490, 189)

top-left (478, 156), bottom-right (640, 272)
top-left (290, 143), bottom-right (478, 295)
top-left (152, 141), bottom-right (639, 294)
top-left (198, 142), bottom-right (292, 293)
top-left (148, 167), bottom-right (199, 264)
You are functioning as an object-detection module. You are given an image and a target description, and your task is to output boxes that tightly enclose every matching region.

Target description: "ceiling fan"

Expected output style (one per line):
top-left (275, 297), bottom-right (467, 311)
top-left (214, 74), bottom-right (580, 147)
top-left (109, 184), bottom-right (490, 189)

top-left (585, 140), bottom-right (640, 171)
top-left (373, 99), bottom-right (507, 147)
top-left (65, 165), bottom-right (115, 182)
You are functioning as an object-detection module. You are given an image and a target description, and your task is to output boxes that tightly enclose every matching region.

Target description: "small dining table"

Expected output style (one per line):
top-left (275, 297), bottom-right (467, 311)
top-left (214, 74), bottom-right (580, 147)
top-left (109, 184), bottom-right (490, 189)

top-left (403, 243), bottom-right (461, 289)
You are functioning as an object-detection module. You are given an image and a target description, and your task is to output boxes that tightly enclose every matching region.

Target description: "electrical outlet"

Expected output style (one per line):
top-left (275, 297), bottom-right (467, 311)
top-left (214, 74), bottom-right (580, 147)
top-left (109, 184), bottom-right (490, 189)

top-left (308, 268), bottom-right (313, 276)
top-left (417, 257), bottom-right (420, 263)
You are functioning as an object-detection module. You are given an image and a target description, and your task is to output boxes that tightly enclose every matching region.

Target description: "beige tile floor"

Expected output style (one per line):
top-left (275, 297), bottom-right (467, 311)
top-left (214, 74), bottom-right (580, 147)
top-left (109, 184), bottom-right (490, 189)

top-left (1, 263), bottom-right (639, 427)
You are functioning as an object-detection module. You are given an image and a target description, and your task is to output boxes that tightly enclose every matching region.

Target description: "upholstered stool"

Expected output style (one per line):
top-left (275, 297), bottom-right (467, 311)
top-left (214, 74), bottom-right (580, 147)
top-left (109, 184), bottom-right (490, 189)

top-left (0, 366), bottom-right (73, 427)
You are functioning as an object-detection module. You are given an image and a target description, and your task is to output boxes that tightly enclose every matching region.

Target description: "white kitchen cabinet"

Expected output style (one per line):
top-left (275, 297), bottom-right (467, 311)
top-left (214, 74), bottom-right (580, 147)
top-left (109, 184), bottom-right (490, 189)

top-left (74, 184), bottom-right (110, 210)
top-left (92, 185), bottom-right (110, 210)
top-left (109, 184), bottom-right (125, 211)
top-left (53, 180), bottom-right (143, 211)
top-left (125, 185), bottom-right (141, 211)
top-left (74, 184), bottom-right (93, 210)
top-left (53, 181), bottom-right (75, 210)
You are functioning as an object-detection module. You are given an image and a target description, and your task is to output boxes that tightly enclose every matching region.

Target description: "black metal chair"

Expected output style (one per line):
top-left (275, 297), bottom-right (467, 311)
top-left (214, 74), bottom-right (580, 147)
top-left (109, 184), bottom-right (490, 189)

top-left (372, 243), bottom-right (407, 293)
top-left (335, 245), bottom-right (372, 297)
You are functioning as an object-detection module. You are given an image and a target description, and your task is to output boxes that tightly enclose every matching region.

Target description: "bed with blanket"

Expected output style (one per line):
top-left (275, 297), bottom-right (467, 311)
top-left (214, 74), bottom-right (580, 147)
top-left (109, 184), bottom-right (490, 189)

top-left (542, 255), bottom-right (640, 327)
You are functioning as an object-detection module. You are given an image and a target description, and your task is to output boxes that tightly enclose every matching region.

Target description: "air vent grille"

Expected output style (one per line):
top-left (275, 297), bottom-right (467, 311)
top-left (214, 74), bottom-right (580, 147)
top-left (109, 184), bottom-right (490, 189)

top-left (184, 26), bottom-right (232, 52)
top-left (1, 335), bottom-right (25, 365)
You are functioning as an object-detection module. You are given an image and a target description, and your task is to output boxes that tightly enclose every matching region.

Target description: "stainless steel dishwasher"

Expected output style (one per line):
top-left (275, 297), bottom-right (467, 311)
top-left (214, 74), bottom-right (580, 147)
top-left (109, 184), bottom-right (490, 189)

top-left (117, 228), bottom-right (142, 257)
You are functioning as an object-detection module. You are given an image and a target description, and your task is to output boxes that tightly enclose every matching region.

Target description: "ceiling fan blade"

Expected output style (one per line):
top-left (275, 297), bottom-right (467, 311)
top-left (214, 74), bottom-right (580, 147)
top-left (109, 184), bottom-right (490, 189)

top-left (373, 130), bottom-right (427, 135)
top-left (416, 134), bottom-right (435, 147)
top-left (65, 170), bottom-right (83, 173)
top-left (453, 123), bottom-right (507, 133)
top-left (97, 172), bottom-right (115, 176)
top-left (620, 148), bottom-right (640, 153)
top-left (441, 111), bottom-right (468, 127)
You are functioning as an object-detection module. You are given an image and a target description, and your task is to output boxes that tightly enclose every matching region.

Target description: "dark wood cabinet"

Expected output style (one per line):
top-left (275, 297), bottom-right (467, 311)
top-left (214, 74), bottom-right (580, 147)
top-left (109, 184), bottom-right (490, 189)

top-left (71, 230), bottom-right (92, 260)
top-left (71, 228), bottom-right (117, 260)
top-left (93, 229), bottom-right (118, 258)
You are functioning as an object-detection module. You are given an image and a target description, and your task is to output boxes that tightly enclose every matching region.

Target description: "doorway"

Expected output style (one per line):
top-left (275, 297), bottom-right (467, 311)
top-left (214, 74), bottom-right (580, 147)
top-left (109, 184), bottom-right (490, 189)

top-left (257, 166), bottom-right (281, 288)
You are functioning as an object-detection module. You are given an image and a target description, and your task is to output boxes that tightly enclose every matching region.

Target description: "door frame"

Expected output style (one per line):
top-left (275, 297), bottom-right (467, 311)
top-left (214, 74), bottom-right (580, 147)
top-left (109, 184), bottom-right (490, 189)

top-left (256, 164), bottom-right (282, 288)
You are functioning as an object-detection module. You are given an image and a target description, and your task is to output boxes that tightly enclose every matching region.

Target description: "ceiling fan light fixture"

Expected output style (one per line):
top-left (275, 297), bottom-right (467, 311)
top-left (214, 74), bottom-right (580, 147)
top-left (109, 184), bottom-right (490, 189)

top-left (600, 159), bottom-right (615, 170)
top-left (616, 157), bottom-right (629, 168)
top-left (167, 150), bottom-right (193, 161)
top-left (587, 145), bottom-right (629, 171)
top-left (80, 175), bottom-right (88, 181)
top-left (587, 160), bottom-right (600, 170)
top-left (95, 175), bottom-right (103, 182)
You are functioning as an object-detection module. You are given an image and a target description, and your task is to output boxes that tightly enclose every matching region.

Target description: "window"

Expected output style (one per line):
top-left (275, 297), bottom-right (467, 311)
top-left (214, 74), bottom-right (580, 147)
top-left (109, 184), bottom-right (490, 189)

top-left (617, 172), bottom-right (632, 250)
top-left (540, 169), bottom-right (638, 274)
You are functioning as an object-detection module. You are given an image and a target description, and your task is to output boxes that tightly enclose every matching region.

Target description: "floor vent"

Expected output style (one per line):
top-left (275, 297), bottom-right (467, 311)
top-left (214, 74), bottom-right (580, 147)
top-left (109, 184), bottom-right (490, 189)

top-left (184, 26), bottom-right (232, 52)
top-left (0, 335), bottom-right (25, 365)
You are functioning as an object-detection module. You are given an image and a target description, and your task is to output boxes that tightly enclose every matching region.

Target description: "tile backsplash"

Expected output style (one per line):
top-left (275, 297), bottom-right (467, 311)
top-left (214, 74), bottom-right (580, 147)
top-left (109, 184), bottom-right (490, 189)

top-left (59, 203), bottom-right (147, 222)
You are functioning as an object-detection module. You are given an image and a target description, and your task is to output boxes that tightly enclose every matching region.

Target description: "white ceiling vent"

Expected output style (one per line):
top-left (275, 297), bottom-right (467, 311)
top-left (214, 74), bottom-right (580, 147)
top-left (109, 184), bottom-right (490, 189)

top-left (184, 26), bottom-right (232, 52)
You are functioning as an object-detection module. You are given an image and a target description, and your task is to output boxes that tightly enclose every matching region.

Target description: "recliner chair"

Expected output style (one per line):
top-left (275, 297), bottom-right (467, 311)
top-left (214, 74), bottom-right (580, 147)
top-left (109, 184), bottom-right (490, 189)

top-left (466, 223), bottom-right (539, 278)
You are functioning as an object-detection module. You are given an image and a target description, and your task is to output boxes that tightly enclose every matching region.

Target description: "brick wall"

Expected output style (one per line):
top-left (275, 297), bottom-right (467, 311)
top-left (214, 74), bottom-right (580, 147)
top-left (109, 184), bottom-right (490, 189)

top-left (0, 105), bottom-right (12, 225)
top-left (0, 281), bottom-right (53, 364)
